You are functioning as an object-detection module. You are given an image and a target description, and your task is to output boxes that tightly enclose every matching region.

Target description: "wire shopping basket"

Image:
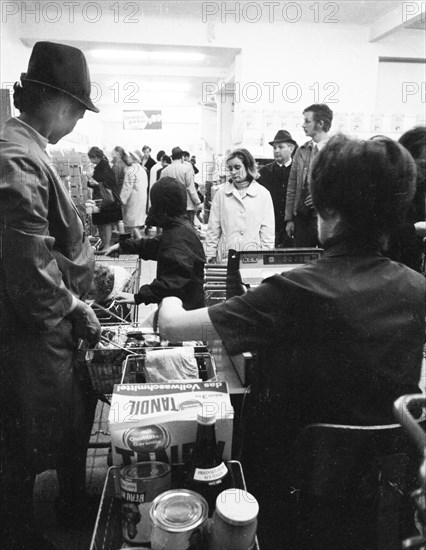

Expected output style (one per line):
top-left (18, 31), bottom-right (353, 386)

top-left (90, 461), bottom-right (260, 550)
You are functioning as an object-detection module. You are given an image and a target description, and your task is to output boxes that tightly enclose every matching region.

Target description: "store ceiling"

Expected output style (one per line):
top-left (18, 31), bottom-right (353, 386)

top-left (13, 1), bottom-right (425, 110)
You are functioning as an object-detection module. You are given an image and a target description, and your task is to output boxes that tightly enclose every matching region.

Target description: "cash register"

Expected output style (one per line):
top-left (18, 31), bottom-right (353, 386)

top-left (224, 248), bottom-right (323, 386)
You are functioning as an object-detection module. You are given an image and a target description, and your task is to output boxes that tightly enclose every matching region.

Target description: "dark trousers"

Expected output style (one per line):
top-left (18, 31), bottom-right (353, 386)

top-left (294, 212), bottom-right (319, 247)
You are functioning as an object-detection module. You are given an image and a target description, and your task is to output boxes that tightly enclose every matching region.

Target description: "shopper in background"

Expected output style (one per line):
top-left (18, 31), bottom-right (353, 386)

top-left (87, 146), bottom-right (122, 252)
top-left (0, 41), bottom-right (101, 550)
top-left (161, 146), bottom-right (202, 225)
top-left (398, 126), bottom-right (426, 271)
top-left (158, 154), bottom-right (172, 179)
top-left (205, 148), bottom-right (275, 263)
top-left (105, 176), bottom-right (205, 324)
top-left (111, 145), bottom-right (127, 193)
top-left (258, 129), bottom-right (298, 248)
top-left (141, 144), bottom-right (156, 174)
top-left (285, 103), bottom-right (333, 247)
top-left (120, 150), bottom-right (148, 232)
top-left (150, 149), bottom-right (166, 184)
top-left (158, 135), bottom-right (424, 549)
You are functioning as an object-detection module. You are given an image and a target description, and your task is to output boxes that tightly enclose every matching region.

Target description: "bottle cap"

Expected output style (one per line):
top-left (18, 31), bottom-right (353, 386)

top-left (215, 489), bottom-right (259, 525)
top-left (197, 409), bottom-right (216, 425)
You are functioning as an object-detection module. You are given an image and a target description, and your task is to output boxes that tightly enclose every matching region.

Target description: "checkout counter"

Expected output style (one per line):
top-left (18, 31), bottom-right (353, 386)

top-left (205, 248), bottom-right (323, 393)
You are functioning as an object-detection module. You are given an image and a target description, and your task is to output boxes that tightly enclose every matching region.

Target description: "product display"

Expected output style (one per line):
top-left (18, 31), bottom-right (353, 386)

top-left (184, 411), bottom-right (234, 516)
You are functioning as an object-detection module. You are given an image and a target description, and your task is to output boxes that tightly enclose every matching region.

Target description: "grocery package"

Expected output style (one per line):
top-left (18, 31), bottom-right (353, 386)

top-left (109, 382), bottom-right (234, 466)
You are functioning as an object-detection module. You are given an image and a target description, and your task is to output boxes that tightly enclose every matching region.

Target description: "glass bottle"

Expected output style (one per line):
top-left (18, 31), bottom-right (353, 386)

top-left (185, 410), bottom-right (233, 516)
top-left (209, 489), bottom-right (259, 550)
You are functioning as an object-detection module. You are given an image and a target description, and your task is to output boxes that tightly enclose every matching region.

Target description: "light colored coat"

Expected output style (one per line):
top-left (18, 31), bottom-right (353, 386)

top-left (120, 162), bottom-right (148, 227)
top-left (206, 180), bottom-right (275, 263)
top-left (161, 160), bottom-right (201, 211)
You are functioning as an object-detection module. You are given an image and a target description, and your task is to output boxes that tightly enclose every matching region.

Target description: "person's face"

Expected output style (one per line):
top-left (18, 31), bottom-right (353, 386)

top-left (161, 158), bottom-right (169, 168)
top-left (273, 142), bottom-right (293, 164)
top-left (302, 111), bottom-right (321, 139)
top-left (112, 149), bottom-right (121, 161)
top-left (183, 154), bottom-right (190, 162)
top-left (143, 148), bottom-right (151, 158)
top-left (227, 157), bottom-right (248, 184)
top-left (49, 101), bottom-right (85, 144)
top-left (89, 155), bottom-right (101, 166)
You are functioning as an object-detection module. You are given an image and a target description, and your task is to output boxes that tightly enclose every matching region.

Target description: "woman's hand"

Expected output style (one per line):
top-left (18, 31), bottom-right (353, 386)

top-left (114, 292), bottom-right (136, 304)
top-left (104, 243), bottom-right (120, 257)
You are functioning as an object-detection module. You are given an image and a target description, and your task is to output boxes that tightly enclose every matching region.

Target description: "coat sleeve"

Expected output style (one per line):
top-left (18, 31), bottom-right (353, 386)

top-left (260, 188), bottom-right (275, 250)
top-left (134, 245), bottom-right (199, 305)
top-left (285, 152), bottom-right (300, 222)
top-left (120, 165), bottom-right (135, 205)
top-left (0, 153), bottom-right (75, 329)
top-left (185, 165), bottom-right (201, 207)
top-left (205, 191), bottom-right (222, 260)
top-left (119, 236), bottom-right (161, 260)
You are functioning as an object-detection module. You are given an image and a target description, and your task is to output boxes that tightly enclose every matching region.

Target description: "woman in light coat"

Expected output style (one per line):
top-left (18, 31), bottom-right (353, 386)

top-left (206, 148), bottom-right (275, 263)
top-left (120, 150), bottom-right (148, 230)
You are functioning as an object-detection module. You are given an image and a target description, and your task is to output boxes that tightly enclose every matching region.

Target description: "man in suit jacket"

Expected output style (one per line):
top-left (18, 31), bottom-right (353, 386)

top-left (258, 130), bottom-right (298, 247)
top-left (285, 103), bottom-right (333, 247)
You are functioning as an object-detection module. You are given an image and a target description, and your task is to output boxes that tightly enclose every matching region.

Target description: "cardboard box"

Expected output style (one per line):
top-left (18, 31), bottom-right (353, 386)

top-left (109, 381), bottom-right (234, 467)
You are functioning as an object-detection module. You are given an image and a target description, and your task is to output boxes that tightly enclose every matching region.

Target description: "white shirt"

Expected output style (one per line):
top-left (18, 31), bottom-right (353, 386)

top-left (206, 180), bottom-right (275, 263)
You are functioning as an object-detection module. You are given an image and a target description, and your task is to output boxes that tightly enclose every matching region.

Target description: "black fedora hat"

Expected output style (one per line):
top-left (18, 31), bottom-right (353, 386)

top-left (269, 129), bottom-right (297, 146)
top-left (21, 41), bottom-right (99, 113)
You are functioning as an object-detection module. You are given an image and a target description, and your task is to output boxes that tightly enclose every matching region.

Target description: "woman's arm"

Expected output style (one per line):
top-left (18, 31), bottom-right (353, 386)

top-left (260, 189), bottom-right (275, 250)
top-left (205, 192), bottom-right (222, 261)
top-left (158, 297), bottom-right (219, 344)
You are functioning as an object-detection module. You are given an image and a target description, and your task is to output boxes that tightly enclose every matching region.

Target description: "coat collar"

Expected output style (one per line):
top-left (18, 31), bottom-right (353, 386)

top-left (2, 117), bottom-right (49, 152)
top-left (224, 180), bottom-right (260, 197)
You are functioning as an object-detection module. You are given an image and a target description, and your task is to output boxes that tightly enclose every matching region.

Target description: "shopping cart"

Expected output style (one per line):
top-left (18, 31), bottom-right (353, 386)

top-left (204, 263), bottom-right (227, 306)
top-left (121, 347), bottom-right (218, 383)
top-left (90, 461), bottom-right (260, 550)
top-left (394, 394), bottom-right (426, 549)
top-left (90, 255), bottom-right (142, 323)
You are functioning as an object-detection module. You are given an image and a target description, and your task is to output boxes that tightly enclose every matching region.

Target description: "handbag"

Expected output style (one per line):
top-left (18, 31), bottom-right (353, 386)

top-left (97, 181), bottom-right (115, 208)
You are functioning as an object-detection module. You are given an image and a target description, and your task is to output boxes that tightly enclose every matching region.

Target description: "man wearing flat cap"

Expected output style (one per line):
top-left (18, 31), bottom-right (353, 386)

top-left (258, 130), bottom-right (298, 248)
top-left (0, 41), bottom-right (100, 549)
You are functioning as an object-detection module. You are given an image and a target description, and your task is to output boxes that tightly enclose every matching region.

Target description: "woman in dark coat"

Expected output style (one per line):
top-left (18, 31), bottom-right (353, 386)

top-left (87, 146), bottom-right (122, 251)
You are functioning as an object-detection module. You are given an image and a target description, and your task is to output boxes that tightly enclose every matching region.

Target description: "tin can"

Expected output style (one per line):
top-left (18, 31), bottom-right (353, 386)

top-left (150, 489), bottom-right (208, 550)
top-left (119, 461), bottom-right (171, 545)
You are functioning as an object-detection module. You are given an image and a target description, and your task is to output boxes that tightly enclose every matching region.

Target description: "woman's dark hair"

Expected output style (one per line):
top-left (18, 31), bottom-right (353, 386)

top-left (311, 134), bottom-right (417, 245)
top-left (88, 146), bottom-right (108, 162)
top-left (13, 80), bottom-right (81, 115)
top-left (226, 148), bottom-right (259, 183)
top-left (162, 155), bottom-right (171, 165)
top-left (398, 126), bottom-right (426, 160)
top-left (156, 150), bottom-right (166, 161)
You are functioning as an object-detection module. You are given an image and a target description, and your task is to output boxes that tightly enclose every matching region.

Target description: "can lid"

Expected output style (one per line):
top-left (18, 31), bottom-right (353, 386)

top-left (121, 461), bottom-right (171, 481)
top-left (150, 489), bottom-right (208, 532)
top-left (197, 409), bottom-right (216, 425)
top-left (215, 489), bottom-right (259, 525)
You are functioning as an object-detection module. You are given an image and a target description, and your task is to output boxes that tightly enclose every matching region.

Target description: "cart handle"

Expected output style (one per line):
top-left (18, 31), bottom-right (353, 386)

top-left (393, 394), bottom-right (426, 455)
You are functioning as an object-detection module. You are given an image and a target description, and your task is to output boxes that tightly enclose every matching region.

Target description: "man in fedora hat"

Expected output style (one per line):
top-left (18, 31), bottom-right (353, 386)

top-left (161, 146), bottom-right (202, 225)
top-left (258, 129), bottom-right (298, 247)
top-left (0, 41), bottom-right (100, 549)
